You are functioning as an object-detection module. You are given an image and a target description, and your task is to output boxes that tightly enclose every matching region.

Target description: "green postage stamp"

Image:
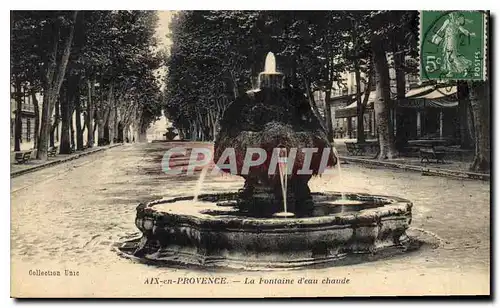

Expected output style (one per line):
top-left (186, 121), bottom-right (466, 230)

top-left (420, 11), bottom-right (488, 81)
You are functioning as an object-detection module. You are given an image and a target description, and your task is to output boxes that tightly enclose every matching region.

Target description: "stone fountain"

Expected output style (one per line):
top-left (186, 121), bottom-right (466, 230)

top-left (118, 53), bottom-right (413, 270)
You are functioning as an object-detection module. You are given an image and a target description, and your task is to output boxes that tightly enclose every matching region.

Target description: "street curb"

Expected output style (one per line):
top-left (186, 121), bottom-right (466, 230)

top-left (340, 156), bottom-right (490, 181)
top-left (10, 144), bottom-right (123, 178)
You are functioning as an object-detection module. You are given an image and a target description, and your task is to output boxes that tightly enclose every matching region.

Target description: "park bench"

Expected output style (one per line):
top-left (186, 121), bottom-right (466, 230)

top-left (48, 146), bottom-right (58, 157)
top-left (15, 151), bottom-right (32, 164)
top-left (419, 145), bottom-right (447, 164)
top-left (345, 142), bottom-right (379, 156)
top-left (345, 142), bottom-right (365, 156)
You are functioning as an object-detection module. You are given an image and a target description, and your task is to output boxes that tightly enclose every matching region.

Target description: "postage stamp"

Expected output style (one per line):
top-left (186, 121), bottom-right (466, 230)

top-left (10, 10), bottom-right (491, 299)
top-left (420, 11), bottom-right (487, 81)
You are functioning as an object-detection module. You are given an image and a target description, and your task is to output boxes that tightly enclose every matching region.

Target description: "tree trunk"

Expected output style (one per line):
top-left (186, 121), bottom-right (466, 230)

top-left (346, 118), bottom-right (352, 138)
top-left (14, 79), bottom-right (22, 152)
top-left (37, 11), bottom-right (78, 160)
top-left (93, 117), bottom-right (98, 137)
top-left (467, 102), bottom-right (476, 144)
top-left (70, 111), bottom-right (75, 150)
top-left (205, 113), bottom-right (212, 141)
top-left (457, 81), bottom-right (474, 149)
top-left (124, 125), bottom-right (130, 142)
top-left (86, 78), bottom-right (95, 148)
top-left (191, 121), bottom-right (198, 141)
top-left (38, 91), bottom-right (53, 160)
top-left (469, 81), bottom-right (490, 172)
top-left (178, 128), bottom-right (185, 140)
top-left (114, 104), bottom-right (119, 142)
top-left (303, 78), bottom-right (327, 132)
top-left (372, 36), bottom-right (398, 159)
top-left (230, 72), bottom-right (239, 99)
top-left (104, 124), bottom-right (110, 144)
top-left (354, 64), bottom-right (365, 143)
top-left (60, 89), bottom-right (71, 153)
top-left (64, 76), bottom-right (79, 153)
top-left (108, 108), bottom-right (115, 144)
top-left (117, 122), bottom-right (123, 143)
top-left (394, 49), bottom-right (410, 151)
top-left (137, 123), bottom-right (148, 142)
top-left (59, 76), bottom-right (77, 154)
top-left (324, 91), bottom-right (334, 142)
top-left (97, 104), bottom-right (111, 146)
top-left (50, 99), bottom-right (60, 148)
top-left (97, 117), bottom-right (106, 145)
top-left (75, 92), bottom-right (84, 150)
top-left (96, 89), bottom-right (111, 146)
top-left (106, 84), bottom-right (115, 144)
top-left (31, 89), bottom-right (40, 149)
top-left (183, 126), bottom-right (190, 140)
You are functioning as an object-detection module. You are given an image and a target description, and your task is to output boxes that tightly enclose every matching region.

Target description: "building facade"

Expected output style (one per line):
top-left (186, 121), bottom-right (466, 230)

top-left (10, 86), bottom-right (40, 151)
top-left (326, 55), bottom-right (458, 142)
top-left (10, 87), bottom-right (99, 152)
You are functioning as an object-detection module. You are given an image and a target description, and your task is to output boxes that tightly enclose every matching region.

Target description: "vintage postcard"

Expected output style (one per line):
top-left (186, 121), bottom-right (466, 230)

top-left (10, 10), bottom-right (491, 298)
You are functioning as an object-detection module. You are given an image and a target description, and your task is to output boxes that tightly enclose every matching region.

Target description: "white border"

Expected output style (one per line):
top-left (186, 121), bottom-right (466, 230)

top-left (2, 1), bottom-right (498, 307)
top-left (3, 0), bottom-right (499, 10)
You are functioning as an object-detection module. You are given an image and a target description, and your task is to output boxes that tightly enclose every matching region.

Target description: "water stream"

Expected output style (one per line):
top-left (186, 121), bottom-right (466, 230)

top-left (332, 147), bottom-right (346, 201)
top-left (328, 147), bottom-right (364, 207)
top-left (193, 165), bottom-right (209, 202)
top-left (277, 150), bottom-right (288, 213)
top-left (275, 148), bottom-right (295, 218)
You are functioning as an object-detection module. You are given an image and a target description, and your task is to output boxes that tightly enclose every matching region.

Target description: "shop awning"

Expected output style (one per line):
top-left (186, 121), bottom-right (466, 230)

top-left (399, 86), bottom-right (458, 108)
top-left (333, 85), bottom-right (458, 118)
top-left (398, 99), bottom-right (458, 108)
top-left (406, 85), bottom-right (436, 97)
top-left (334, 91), bottom-right (375, 118)
top-left (413, 86), bottom-right (457, 99)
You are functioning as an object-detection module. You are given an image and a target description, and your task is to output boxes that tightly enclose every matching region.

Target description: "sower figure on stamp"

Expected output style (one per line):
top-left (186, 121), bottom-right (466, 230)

top-left (432, 12), bottom-right (476, 77)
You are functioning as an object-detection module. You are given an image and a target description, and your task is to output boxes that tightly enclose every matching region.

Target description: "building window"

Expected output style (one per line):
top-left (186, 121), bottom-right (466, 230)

top-left (26, 119), bottom-right (31, 142)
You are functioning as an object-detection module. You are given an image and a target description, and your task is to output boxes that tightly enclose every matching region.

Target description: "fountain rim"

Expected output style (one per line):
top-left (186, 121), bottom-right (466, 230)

top-left (258, 71), bottom-right (283, 75)
top-left (136, 192), bottom-right (412, 229)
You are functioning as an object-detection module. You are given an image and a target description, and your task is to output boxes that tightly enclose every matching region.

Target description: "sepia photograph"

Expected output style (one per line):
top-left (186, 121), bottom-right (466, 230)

top-left (9, 9), bottom-right (491, 298)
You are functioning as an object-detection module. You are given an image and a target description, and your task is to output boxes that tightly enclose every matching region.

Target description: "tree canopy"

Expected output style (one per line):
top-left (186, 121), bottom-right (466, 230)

top-left (163, 11), bottom-right (419, 143)
top-left (11, 10), bottom-right (165, 157)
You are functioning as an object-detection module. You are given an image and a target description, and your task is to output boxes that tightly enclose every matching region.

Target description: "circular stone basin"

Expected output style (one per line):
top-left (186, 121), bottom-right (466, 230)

top-left (117, 192), bottom-right (412, 270)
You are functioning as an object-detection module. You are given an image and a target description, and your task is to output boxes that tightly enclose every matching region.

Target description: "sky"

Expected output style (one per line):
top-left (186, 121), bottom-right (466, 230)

top-left (148, 11), bottom-right (175, 136)
top-left (156, 11), bottom-right (175, 50)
